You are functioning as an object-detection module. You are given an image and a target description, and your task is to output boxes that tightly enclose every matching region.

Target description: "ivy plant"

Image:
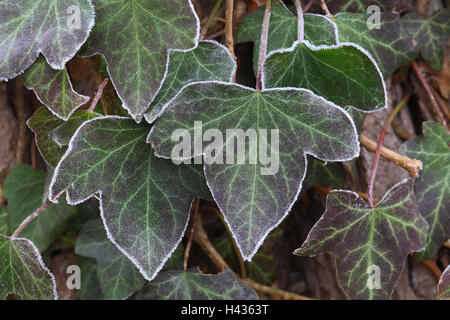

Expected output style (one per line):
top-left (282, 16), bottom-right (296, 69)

top-left (0, 0), bottom-right (449, 301)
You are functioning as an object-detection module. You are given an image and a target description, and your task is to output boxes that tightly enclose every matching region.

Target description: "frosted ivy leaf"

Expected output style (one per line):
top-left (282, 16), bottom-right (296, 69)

top-left (295, 179), bottom-right (428, 300)
top-left (50, 116), bottom-right (211, 281)
top-left (148, 82), bottom-right (359, 260)
top-left (0, 0), bottom-right (95, 80)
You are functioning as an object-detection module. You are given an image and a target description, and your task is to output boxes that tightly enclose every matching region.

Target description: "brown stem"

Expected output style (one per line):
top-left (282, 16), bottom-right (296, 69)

top-left (13, 78), bottom-right (27, 164)
top-left (88, 78), bottom-right (109, 113)
top-left (421, 259), bottom-right (442, 280)
top-left (256, 0), bottom-right (271, 92)
top-left (200, 0), bottom-right (224, 40)
top-left (303, 0), bottom-right (315, 12)
top-left (320, 0), bottom-right (333, 18)
top-left (183, 198), bottom-right (200, 271)
top-left (11, 194), bottom-right (61, 238)
top-left (411, 61), bottom-right (449, 132)
top-left (193, 215), bottom-right (312, 300)
top-left (225, 0), bottom-right (236, 61)
top-left (367, 92), bottom-right (411, 207)
top-left (314, 184), bottom-right (371, 203)
top-left (360, 134), bottom-right (422, 176)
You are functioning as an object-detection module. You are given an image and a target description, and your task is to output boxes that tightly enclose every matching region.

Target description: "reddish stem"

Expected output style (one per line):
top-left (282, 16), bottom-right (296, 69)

top-left (256, 0), bottom-right (271, 92)
top-left (303, 0), bottom-right (315, 13)
top-left (88, 78), bottom-right (109, 113)
top-left (11, 194), bottom-right (61, 238)
top-left (411, 61), bottom-right (449, 132)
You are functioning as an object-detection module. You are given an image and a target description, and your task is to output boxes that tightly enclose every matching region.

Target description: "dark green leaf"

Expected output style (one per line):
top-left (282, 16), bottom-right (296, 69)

top-left (75, 219), bottom-right (145, 299)
top-left (333, 12), bottom-right (417, 77)
top-left (328, 0), bottom-right (399, 13)
top-left (0, 0), bottom-right (95, 80)
top-left (0, 235), bottom-right (57, 300)
top-left (144, 40), bottom-right (236, 123)
top-left (402, 9), bottom-right (450, 71)
top-left (302, 156), bottom-right (347, 192)
top-left (3, 164), bottom-right (76, 252)
top-left (400, 122), bottom-right (450, 260)
top-left (77, 256), bottom-right (103, 300)
top-left (50, 110), bottom-right (101, 146)
top-left (81, 0), bottom-right (199, 120)
top-left (264, 42), bottom-right (387, 112)
top-left (50, 116), bottom-right (211, 280)
top-left (134, 268), bottom-right (258, 300)
top-left (148, 82), bottom-right (359, 260)
top-left (0, 207), bottom-right (8, 235)
top-left (24, 56), bottom-right (89, 120)
top-left (295, 179), bottom-right (428, 299)
top-left (235, 0), bottom-right (338, 74)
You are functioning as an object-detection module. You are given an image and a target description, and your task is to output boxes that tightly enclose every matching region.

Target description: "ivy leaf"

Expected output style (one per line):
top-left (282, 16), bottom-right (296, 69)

top-left (134, 268), bottom-right (258, 300)
top-left (402, 9), bottom-right (450, 71)
top-left (294, 179), bottom-right (428, 299)
top-left (0, 235), bottom-right (57, 300)
top-left (3, 164), bottom-right (76, 252)
top-left (438, 265), bottom-right (450, 299)
top-left (0, 207), bottom-right (8, 235)
top-left (28, 107), bottom-right (100, 167)
top-left (75, 219), bottom-right (145, 299)
top-left (302, 156), bottom-right (347, 192)
top-left (334, 12), bottom-right (417, 77)
top-left (50, 116), bottom-right (211, 281)
top-left (23, 56), bottom-right (89, 120)
top-left (235, 0), bottom-right (338, 74)
top-left (77, 256), bottom-right (104, 300)
top-left (144, 40), bottom-right (236, 124)
top-left (0, 0), bottom-right (95, 80)
top-left (399, 122), bottom-right (450, 261)
top-left (327, 0), bottom-right (399, 13)
top-left (148, 82), bottom-right (359, 260)
top-left (81, 0), bottom-right (199, 120)
top-left (264, 42), bottom-right (387, 112)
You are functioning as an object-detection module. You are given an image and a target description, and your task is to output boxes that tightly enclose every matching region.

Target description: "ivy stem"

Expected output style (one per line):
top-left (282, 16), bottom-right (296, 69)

top-left (192, 215), bottom-right (313, 300)
top-left (303, 0), bottom-right (315, 12)
top-left (199, 0), bottom-right (224, 40)
top-left (11, 194), bottom-right (61, 238)
top-left (225, 0), bottom-right (236, 61)
top-left (256, 0), bottom-right (271, 92)
top-left (411, 61), bottom-right (449, 132)
top-left (88, 77), bottom-right (109, 113)
top-left (183, 198), bottom-right (200, 271)
top-left (367, 92), bottom-right (412, 207)
top-left (360, 134), bottom-right (422, 176)
top-left (295, 0), bottom-right (304, 44)
top-left (320, 0), bottom-right (333, 18)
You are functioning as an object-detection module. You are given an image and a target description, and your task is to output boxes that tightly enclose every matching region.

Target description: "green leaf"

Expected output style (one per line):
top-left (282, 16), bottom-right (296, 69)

top-left (75, 219), bottom-right (145, 299)
top-left (402, 9), bottom-right (450, 71)
top-left (77, 256), bottom-right (104, 300)
top-left (134, 268), bottom-right (258, 300)
top-left (294, 179), bottom-right (428, 300)
top-left (162, 244), bottom-right (185, 271)
top-left (333, 12), bottom-right (417, 77)
top-left (438, 265), bottom-right (450, 299)
top-left (302, 156), bottom-right (347, 192)
top-left (148, 82), bottom-right (359, 260)
top-left (3, 164), bottom-right (76, 252)
top-left (0, 235), bottom-right (57, 300)
top-left (144, 40), bottom-right (236, 124)
top-left (399, 122), bottom-right (450, 261)
top-left (235, 0), bottom-right (338, 74)
top-left (50, 116), bottom-right (211, 281)
top-left (28, 107), bottom-right (100, 167)
top-left (0, 207), bottom-right (8, 235)
top-left (81, 0), bottom-right (199, 120)
top-left (23, 56), bottom-right (89, 120)
top-left (264, 42), bottom-right (387, 112)
top-left (0, 0), bottom-right (95, 80)
top-left (27, 107), bottom-right (65, 167)
top-left (327, 0), bottom-right (399, 13)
